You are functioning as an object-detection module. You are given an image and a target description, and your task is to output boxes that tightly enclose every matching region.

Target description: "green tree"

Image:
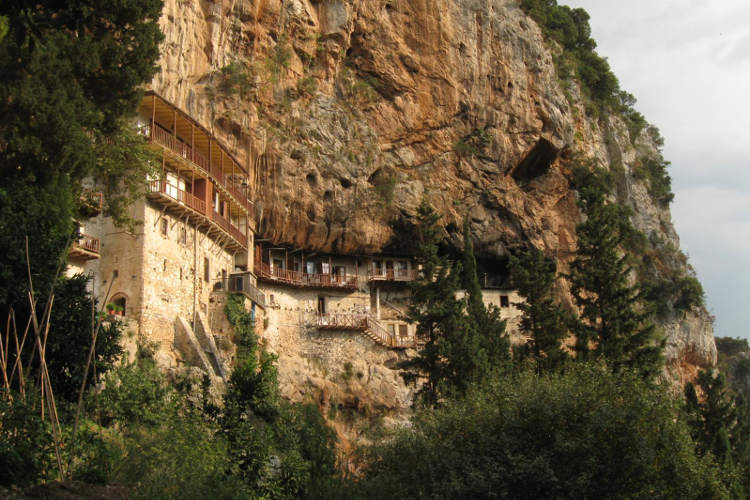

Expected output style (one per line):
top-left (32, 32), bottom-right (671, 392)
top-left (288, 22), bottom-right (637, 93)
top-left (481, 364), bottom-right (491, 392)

top-left (34, 274), bottom-right (124, 404)
top-left (459, 218), bottom-right (510, 379)
top-left (685, 370), bottom-right (750, 495)
top-left (0, 0), bottom-right (163, 309)
top-left (400, 201), bottom-right (467, 407)
top-left (509, 247), bottom-right (571, 372)
top-left (569, 184), bottom-right (662, 379)
top-left (360, 365), bottom-right (727, 499)
top-left (221, 294), bottom-right (342, 498)
top-left (402, 207), bottom-right (511, 406)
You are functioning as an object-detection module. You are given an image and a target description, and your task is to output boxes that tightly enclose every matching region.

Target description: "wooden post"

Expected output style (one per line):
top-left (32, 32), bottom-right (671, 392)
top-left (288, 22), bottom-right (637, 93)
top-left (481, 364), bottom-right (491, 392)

top-left (191, 124), bottom-right (195, 163)
top-left (173, 109), bottom-right (177, 138)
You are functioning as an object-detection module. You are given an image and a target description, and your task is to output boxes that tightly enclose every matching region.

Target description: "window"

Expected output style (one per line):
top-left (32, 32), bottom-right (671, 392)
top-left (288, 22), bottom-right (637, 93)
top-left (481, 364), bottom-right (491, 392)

top-left (204, 257), bottom-right (210, 282)
top-left (500, 295), bottom-right (510, 308)
top-left (273, 258), bottom-right (283, 270)
top-left (112, 295), bottom-right (127, 316)
top-left (389, 324), bottom-right (396, 336)
top-left (399, 324), bottom-right (408, 338)
top-left (163, 259), bottom-right (167, 272)
top-left (397, 261), bottom-right (408, 277)
top-left (160, 218), bottom-right (168, 236)
top-left (179, 227), bottom-right (187, 245)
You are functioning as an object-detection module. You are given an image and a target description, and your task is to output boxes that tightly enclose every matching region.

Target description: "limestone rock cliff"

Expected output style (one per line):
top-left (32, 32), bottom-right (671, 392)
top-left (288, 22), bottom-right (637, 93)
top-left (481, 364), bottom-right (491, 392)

top-left (149, 0), bottom-right (715, 428)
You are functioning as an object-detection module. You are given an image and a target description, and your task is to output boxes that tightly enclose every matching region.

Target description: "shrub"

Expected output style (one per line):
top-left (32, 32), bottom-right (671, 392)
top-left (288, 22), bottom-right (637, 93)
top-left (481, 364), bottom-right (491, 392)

top-left (633, 155), bottom-right (674, 205)
top-left (297, 76), bottom-right (317, 96)
top-left (360, 365), bottom-right (727, 498)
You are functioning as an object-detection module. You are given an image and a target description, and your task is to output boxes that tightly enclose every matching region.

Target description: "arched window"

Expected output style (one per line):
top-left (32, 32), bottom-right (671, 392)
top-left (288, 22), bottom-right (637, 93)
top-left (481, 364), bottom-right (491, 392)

top-left (111, 294), bottom-right (127, 316)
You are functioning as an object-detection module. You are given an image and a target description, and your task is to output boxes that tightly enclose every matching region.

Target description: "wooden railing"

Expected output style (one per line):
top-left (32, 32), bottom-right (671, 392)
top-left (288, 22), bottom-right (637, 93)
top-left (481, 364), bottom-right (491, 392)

top-left (71, 234), bottom-right (100, 256)
top-left (368, 268), bottom-right (418, 282)
top-left (313, 313), bottom-right (415, 348)
top-left (148, 181), bottom-right (247, 247)
top-left (228, 273), bottom-right (266, 308)
top-left (255, 261), bottom-right (358, 290)
top-left (213, 211), bottom-right (247, 246)
top-left (316, 313), bottom-right (369, 330)
top-left (150, 122), bottom-right (253, 216)
top-left (148, 180), bottom-right (207, 214)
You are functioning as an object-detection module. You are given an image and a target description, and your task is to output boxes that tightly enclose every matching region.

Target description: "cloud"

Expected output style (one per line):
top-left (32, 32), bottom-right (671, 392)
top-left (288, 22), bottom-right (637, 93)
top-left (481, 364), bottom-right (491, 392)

top-left (564, 0), bottom-right (750, 338)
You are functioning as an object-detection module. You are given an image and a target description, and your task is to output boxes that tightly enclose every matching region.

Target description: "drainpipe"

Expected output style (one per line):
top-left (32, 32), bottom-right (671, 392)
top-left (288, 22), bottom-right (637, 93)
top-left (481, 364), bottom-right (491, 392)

top-left (192, 223), bottom-right (197, 329)
top-left (376, 287), bottom-right (380, 321)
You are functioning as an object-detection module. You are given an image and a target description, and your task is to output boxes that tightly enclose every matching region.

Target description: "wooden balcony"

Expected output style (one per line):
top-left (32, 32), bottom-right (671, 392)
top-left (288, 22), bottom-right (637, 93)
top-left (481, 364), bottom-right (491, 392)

top-left (368, 268), bottom-right (418, 282)
top-left (147, 180), bottom-right (247, 250)
top-left (141, 97), bottom-right (255, 222)
top-left (227, 272), bottom-right (266, 309)
top-left (69, 235), bottom-right (100, 260)
top-left (255, 261), bottom-right (358, 291)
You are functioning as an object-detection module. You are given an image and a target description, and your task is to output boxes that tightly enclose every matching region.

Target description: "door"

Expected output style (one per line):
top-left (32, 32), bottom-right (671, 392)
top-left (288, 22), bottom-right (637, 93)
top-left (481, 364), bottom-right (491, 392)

top-left (317, 296), bottom-right (326, 315)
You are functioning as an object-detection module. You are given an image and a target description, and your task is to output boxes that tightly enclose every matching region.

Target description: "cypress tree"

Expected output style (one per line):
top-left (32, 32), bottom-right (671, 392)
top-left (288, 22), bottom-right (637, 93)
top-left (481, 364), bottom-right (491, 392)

top-left (459, 218), bottom-right (510, 379)
top-left (569, 184), bottom-right (662, 379)
top-left (401, 201), bottom-right (466, 406)
top-left (509, 248), bottom-right (570, 372)
top-left (401, 206), bottom-right (511, 406)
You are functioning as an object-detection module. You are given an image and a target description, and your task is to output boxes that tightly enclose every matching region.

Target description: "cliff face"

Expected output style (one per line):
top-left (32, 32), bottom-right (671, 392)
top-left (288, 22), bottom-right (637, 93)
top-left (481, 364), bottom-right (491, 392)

top-left (150, 0), bottom-right (715, 401)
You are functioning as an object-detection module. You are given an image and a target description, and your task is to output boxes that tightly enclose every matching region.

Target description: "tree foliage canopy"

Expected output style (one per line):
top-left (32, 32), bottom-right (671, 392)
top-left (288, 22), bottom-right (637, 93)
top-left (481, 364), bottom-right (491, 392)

top-left (360, 365), bottom-right (727, 499)
top-left (0, 0), bottom-right (163, 308)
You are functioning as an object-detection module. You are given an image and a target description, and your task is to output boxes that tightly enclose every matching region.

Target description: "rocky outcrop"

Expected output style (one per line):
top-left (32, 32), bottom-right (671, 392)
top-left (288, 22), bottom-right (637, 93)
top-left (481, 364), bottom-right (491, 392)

top-left (149, 0), bottom-right (715, 419)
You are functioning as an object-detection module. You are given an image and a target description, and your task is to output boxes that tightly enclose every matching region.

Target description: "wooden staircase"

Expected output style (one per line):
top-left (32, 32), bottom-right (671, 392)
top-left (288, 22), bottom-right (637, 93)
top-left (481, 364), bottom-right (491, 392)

top-left (313, 313), bottom-right (415, 349)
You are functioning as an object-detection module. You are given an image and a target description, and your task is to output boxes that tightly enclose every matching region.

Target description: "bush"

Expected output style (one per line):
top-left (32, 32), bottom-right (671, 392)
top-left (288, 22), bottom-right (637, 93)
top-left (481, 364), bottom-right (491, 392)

top-left (0, 396), bottom-right (54, 487)
top-left (360, 365), bottom-right (727, 498)
top-left (633, 155), bottom-right (674, 205)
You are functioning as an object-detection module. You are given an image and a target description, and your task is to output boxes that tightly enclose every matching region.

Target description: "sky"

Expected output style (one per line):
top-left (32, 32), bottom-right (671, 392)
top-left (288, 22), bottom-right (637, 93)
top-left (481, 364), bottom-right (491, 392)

top-left (562, 1), bottom-right (750, 340)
